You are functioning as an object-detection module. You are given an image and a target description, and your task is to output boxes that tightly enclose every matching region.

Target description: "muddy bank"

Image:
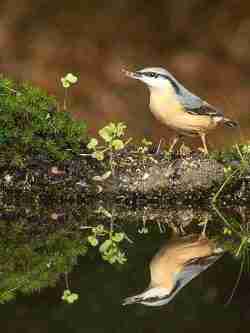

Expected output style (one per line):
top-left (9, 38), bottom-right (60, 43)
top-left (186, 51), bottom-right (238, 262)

top-left (1, 147), bottom-right (250, 212)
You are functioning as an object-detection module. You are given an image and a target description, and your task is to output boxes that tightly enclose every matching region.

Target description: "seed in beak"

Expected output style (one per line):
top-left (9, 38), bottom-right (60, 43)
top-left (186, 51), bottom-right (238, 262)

top-left (122, 69), bottom-right (140, 79)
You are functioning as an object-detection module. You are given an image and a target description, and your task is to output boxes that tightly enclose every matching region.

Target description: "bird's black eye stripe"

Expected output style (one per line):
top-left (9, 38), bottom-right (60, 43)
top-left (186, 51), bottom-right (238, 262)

top-left (141, 72), bottom-right (181, 94)
top-left (144, 72), bottom-right (158, 78)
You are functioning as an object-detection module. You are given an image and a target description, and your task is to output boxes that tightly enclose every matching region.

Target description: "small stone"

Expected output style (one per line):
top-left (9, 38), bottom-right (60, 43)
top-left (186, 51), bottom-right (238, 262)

top-left (4, 174), bottom-right (13, 183)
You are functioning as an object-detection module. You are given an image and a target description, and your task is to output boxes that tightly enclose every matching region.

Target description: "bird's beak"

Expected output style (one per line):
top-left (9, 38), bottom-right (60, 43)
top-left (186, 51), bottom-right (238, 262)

top-left (122, 69), bottom-right (142, 80)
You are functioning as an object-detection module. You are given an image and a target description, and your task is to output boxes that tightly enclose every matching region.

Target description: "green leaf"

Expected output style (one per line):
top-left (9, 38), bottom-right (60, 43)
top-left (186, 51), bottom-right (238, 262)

top-left (91, 151), bottom-right (104, 161)
top-left (62, 290), bottom-right (79, 304)
top-left (62, 289), bottom-right (71, 300)
top-left (87, 138), bottom-right (98, 150)
top-left (95, 224), bottom-right (105, 234)
top-left (112, 232), bottom-right (124, 242)
top-left (71, 293), bottom-right (79, 301)
top-left (99, 239), bottom-right (112, 253)
top-left (107, 256), bottom-right (116, 264)
top-left (61, 78), bottom-right (70, 88)
top-left (99, 123), bottom-right (116, 142)
top-left (116, 251), bottom-right (127, 264)
top-left (116, 123), bottom-right (126, 137)
top-left (112, 139), bottom-right (124, 150)
top-left (65, 73), bottom-right (78, 84)
top-left (87, 236), bottom-right (99, 247)
top-left (142, 138), bottom-right (152, 146)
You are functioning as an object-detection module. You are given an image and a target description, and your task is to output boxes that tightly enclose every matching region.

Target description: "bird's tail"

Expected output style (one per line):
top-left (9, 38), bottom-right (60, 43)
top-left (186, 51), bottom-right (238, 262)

top-left (223, 118), bottom-right (239, 128)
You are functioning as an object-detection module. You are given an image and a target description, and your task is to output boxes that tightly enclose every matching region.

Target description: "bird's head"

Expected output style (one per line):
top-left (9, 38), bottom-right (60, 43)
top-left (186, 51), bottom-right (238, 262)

top-left (123, 67), bottom-right (181, 93)
top-left (122, 286), bottom-right (175, 307)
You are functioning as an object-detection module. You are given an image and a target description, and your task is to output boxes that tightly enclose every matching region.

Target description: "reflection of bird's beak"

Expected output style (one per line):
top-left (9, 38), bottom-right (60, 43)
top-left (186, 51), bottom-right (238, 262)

top-left (122, 69), bottom-right (142, 80)
top-left (122, 295), bottom-right (139, 305)
top-left (122, 288), bottom-right (151, 306)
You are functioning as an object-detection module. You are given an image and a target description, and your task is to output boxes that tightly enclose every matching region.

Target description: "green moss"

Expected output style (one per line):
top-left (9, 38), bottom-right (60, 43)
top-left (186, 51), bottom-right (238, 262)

top-left (0, 75), bottom-right (87, 164)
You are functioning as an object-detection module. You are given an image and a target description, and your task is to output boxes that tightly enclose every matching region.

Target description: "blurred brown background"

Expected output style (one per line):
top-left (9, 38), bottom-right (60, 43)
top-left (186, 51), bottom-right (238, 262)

top-left (1, 0), bottom-right (250, 149)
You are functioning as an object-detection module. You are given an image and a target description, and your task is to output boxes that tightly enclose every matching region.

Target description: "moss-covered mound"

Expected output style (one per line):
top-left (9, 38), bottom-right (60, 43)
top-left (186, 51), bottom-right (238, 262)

top-left (0, 76), bottom-right (87, 166)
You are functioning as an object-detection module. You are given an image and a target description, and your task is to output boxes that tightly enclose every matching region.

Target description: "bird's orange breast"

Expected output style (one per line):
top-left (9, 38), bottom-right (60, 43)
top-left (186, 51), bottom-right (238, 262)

top-left (149, 89), bottom-right (218, 134)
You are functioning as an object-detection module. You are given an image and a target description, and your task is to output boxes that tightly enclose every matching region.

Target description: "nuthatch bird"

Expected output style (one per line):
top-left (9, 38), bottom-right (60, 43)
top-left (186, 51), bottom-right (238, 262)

top-left (124, 67), bottom-right (238, 154)
top-left (123, 235), bottom-right (223, 306)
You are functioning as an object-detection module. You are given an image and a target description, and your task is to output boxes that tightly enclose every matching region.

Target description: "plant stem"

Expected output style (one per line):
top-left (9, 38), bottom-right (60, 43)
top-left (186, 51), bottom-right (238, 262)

top-left (63, 88), bottom-right (68, 111)
top-left (212, 204), bottom-right (241, 237)
top-left (64, 272), bottom-right (70, 290)
top-left (212, 168), bottom-right (239, 203)
top-left (235, 237), bottom-right (247, 257)
top-left (225, 260), bottom-right (244, 306)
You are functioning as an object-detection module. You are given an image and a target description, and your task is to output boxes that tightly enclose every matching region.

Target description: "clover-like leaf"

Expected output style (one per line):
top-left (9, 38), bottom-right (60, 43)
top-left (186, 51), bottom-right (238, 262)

top-left (99, 123), bottom-right (116, 142)
top-left (116, 123), bottom-right (126, 137)
top-left (65, 73), bottom-right (78, 84)
top-left (112, 139), bottom-right (124, 151)
top-left (112, 232), bottom-right (124, 242)
top-left (62, 289), bottom-right (71, 299)
top-left (71, 293), bottom-right (79, 301)
top-left (95, 224), bottom-right (105, 234)
top-left (107, 256), bottom-right (116, 264)
top-left (142, 138), bottom-right (152, 146)
top-left (62, 290), bottom-right (79, 304)
top-left (99, 239), bottom-right (112, 253)
top-left (91, 151), bottom-right (104, 161)
top-left (61, 78), bottom-right (70, 88)
top-left (87, 138), bottom-right (98, 150)
top-left (223, 227), bottom-right (232, 235)
top-left (88, 236), bottom-right (99, 247)
top-left (116, 251), bottom-right (127, 264)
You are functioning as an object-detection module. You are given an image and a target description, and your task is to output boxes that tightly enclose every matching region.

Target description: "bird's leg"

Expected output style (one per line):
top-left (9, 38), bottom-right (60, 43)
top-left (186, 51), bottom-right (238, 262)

top-left (199, 133), bottom-right (209, 155)
top-left (199, 215), bottom-right (209, 239)
top-left (169, 135), bottom-right (180, 152)
top-left (156, 138), bottom-right (166, 154)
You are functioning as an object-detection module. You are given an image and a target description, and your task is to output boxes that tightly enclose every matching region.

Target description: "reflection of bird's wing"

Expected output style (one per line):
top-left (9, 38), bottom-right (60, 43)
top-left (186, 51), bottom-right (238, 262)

top-left (172, 254), bottom-right (222, 293)
top-left (148, 254), bottom-right (223, 305)
top-left (149, 236), bottom-right (222, 289)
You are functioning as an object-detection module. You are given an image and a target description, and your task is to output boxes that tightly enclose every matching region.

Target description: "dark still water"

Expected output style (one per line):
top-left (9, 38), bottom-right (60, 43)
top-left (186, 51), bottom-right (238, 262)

top-left (1, 230), bottom-right (250, 333)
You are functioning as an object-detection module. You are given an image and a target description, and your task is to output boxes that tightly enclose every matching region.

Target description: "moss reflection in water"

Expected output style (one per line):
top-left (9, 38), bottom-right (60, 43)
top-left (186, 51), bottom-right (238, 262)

top-left (0, 221), bottom-right (88, 303)
top-left (0, 217), bottom-right (129, 304)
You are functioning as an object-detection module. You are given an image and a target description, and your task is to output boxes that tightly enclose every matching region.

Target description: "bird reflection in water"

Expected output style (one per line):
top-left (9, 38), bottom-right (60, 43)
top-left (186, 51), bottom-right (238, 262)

top-left (123, 234), bottom-right (223, 306)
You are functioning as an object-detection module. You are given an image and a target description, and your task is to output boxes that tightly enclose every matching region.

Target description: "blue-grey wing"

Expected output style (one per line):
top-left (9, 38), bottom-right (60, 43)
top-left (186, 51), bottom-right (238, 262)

top-left (177, 87), bottom-right (224, 117)
top-left (185, 103), bottom-right (224, 118)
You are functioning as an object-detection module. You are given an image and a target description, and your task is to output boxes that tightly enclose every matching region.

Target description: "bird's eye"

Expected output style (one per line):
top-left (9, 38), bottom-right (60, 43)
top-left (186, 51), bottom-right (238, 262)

top-left (149, 73), bottom-right (156, 78)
